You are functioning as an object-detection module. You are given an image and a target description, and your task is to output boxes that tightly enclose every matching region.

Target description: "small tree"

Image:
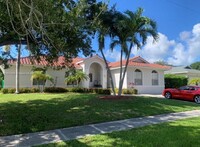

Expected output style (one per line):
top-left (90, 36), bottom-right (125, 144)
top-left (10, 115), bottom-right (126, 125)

top-left (31, 71), bottom-right (53, 91)
top-left (65, 70), bottom-right (88, 87)
top-left (0, 69), bottom-right (4, 88)
top-left (189, 78), bottom-right (200, 86)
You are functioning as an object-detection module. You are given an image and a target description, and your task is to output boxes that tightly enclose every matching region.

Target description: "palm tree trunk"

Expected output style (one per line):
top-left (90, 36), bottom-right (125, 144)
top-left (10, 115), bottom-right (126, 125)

top-left (118, 49), bottom-right (123, 96)
top-left (119, 43), bottom-right (133, 95)
top-left (100, 49), bottom-right (116, 95)
top-left (15, 43), bottom-right (21, 94)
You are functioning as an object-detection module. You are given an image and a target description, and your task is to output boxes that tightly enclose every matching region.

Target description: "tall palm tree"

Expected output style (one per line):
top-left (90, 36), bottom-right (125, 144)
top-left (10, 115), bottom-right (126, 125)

top-left (96, 9), bottom-right (123, 95)
top-left (111, 8), bottom-right (158, 95)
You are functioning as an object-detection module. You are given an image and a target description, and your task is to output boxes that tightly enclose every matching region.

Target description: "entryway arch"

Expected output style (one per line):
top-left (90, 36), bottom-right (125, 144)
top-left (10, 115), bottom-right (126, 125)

top-left (89, 62), bottom-right (103, 88)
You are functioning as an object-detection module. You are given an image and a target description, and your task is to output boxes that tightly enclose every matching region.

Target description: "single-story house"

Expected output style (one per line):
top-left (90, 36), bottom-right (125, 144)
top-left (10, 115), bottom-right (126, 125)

top-left (164, 66), bottom-right (200, 81)
top-left (0, 55), bottom-right (169, 94)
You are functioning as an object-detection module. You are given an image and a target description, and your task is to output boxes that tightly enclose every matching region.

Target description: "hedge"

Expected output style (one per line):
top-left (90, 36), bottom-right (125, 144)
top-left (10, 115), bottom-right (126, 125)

top-left (1, 87), bottom-right (111, 95)
top-left (165, 74), bottom-right (188, 88)
top-left (67, 87), bottom-right (111, 95)
top-left (1, 88), bottom-right (40, 94)
top-left (44, 87), bottom-right (68, 93)
top-left (115, 88), bottom-right (138, 94)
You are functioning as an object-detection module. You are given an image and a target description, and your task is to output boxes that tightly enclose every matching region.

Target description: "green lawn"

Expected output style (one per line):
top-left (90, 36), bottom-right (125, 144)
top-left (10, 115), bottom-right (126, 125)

top-left (0, 93), bottom-right (199, 136)
top-left (41, 117), bottom-right (200, 147)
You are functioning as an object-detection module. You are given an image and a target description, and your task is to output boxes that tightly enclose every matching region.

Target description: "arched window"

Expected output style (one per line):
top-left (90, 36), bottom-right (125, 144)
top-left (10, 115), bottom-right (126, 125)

top-left (152, 70), bottom-right (158, 85)
top-left (134, 69), bottom-right (142, 85)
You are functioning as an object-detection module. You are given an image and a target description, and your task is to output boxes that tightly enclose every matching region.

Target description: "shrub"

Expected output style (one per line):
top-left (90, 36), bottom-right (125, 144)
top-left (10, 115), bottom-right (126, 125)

top-left (1, 87), bottom-right (40, 94)
top-left (31, 87), bottom-right (40, 93)
top-left (20, 88), bottom-right (31, 93)
top-left (114, 88), bottom-right (138, 95)
top-left (91, 88), bottom-right (111, 95)
top-left (67, 87), bottom-right (84, 93)
top-left (44, 87), bottom-right (68, 93)
top-left (165, 74), bottom-right (188, 88)
top-left (8, 88), bottom-right (15, 93)
top-left (122, 89), bottom-right (138, 94)
top-left (2, 88), bottom-right (8, 94)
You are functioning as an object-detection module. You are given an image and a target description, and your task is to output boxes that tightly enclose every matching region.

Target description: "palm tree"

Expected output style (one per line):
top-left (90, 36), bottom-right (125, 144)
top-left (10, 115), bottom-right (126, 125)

top-left (75, 70), bottom-right (88, 86)
top-left (31, 71), bottom-right (54, 91)
top-left (111, 8), bottom-right (158, 95)
top-left (65, 70), bottom-right (88, 87)
top-left (96, 9), bottom-right (123, 95)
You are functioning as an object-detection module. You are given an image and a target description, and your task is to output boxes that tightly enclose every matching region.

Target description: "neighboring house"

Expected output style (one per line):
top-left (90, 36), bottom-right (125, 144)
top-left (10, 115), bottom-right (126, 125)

top-left (0, 55), bottom-right (169, 94)
top-left (164, 66), bottom-right (200, 81)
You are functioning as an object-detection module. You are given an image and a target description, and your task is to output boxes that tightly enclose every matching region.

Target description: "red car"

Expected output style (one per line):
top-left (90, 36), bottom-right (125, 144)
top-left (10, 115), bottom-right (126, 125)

top-left (162, 86), bottom-right (200, 104)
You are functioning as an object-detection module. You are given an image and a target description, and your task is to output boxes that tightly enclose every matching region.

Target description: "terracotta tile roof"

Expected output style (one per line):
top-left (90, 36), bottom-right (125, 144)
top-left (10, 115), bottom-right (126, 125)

top-left (8, 55), bottom-right (170, 70)
top-left (8, 56), bottom-right (84, 68)
top-left (109, 57), bottom-right (170, 70)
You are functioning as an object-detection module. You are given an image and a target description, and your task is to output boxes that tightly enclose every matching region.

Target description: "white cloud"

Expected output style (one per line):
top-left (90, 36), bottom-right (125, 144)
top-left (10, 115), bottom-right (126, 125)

top-left (104, 49), bottom-right (121, 62)
top-left (179, 31), bottom-right (191, 41)
top-left (131, 23), bottom-right (200, 66)
top-left (132, 33), bottom-right (175, 63)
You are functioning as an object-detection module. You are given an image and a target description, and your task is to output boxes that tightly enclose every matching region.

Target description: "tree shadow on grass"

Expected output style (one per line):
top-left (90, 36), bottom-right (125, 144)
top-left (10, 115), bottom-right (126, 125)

top-left (0, 94), bottom-right (199, 136)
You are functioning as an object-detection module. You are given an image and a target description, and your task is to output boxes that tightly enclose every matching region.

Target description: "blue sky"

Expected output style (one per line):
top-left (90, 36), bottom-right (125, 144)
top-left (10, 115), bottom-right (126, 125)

top-left (94, 0), bottom-right (200, 66)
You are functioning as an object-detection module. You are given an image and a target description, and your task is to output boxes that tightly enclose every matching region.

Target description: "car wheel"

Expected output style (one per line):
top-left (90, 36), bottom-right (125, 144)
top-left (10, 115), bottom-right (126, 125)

top-left (194, 95), bottom-right (200, 104)
top-left (165, 92), bottom-right (172, 99)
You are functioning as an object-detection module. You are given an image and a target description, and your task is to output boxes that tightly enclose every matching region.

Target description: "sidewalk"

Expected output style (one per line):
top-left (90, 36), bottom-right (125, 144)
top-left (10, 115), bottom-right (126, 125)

top-left (1, 110), bottom-right (200, 147)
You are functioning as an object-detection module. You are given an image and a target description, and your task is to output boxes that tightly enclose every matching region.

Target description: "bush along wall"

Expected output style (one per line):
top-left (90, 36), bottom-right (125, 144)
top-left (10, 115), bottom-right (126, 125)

top-left (165, 74), bottom-right (188, 88)
top-left (1, 88), bottom-right (40, 94)
top-left (1, 87), bottom-right (111, 95)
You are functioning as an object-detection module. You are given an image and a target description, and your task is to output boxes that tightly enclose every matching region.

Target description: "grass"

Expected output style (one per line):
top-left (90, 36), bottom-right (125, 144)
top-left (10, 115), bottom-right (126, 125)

top-left (0, 93), bottom-right (199, 136)
top-left (40, 117), bottom-right (200, 147)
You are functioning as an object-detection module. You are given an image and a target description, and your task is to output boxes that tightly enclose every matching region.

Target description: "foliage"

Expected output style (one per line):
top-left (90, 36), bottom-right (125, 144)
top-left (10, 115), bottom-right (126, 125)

top-left (31, 71), bottom-right (54, 89)
top-left (0, 93), bottom-right (199, 136)
top-left (0, 69), bottom-right (3, 88)
top-left (96, 7), bottom-right (158, 95)
top-left (165, 74), bottom-right (188, 88)
top-left (188, 78), bottom-right (200, 86)
top-left (154, 60), bottom-right (171, 66)
top-left (44, 87), bottom-right (68, 93)
top-left (1, 88), bottom-right (40, 94)
top-left (190, 62), bottom-right (200, 70)
top-left (115, 88), bottom-right (138, 94)
top-left (122, 89), bottom-right (138, 94)
top-left (0, 0), bottom-right (107, 65)
top-left (67, 87), bottom-right (111, 95)
top-left (65, 70), bottom-right (88, 86)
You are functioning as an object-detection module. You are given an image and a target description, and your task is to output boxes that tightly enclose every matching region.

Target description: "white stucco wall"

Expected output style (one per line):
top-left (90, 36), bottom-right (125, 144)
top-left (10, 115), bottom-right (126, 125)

top-left (3, 65), bottom-right (66, 88)
top-left (82, 56), bottom-right (107, 88)
top-left (126, 67), bottom-right (165, 94)
top-left (110, 68), bottom-right (127, 89)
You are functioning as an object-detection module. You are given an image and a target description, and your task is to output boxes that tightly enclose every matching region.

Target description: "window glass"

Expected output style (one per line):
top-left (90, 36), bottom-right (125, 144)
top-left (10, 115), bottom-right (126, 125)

top-left (152, 70), bottom-right (158, 85)
top-left (134, 69), bottom-right (142, 85)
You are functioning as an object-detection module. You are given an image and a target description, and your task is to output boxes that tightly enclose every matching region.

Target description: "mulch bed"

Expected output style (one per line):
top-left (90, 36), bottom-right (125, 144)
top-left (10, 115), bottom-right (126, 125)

top-left (99, 95), bottom-right (133, 100)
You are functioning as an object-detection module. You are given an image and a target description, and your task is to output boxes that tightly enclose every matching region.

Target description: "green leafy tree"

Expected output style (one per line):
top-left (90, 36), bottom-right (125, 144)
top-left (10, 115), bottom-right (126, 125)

top-left (0, 0), bottom-right (107, 93)
top-left (65, 70), bottom-right (88, 86)
top-left (97, 8), bottom-right (158, 96)
top-left (96, 8), bottom-right (118, 95)
top-left (0, 69), bottom-right (3, 88)
top-left (154, 60), bottom-right (171, 66)
top-left (189, 78), bottom-right (200, 86)
top-left (190, 62), bottom-right (200, 70)
top-left (31, 71), bottom-right (53, 92)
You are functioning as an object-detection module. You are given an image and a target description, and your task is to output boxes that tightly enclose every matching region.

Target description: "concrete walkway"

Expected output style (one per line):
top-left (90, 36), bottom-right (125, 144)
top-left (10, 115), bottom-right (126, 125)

top-left (1, 110), bottom-right (200, 147)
